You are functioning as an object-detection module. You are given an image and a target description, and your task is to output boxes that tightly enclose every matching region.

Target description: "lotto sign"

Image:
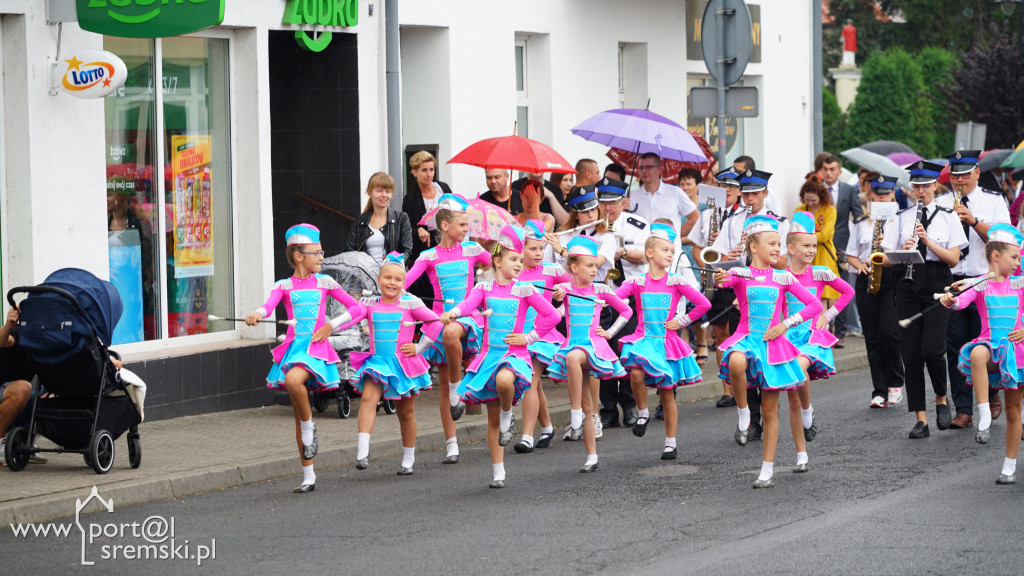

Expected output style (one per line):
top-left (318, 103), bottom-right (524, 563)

top-left (76, 0), bottom-right (225, 39)
top-left (61, 50), bottom-right (127, 99)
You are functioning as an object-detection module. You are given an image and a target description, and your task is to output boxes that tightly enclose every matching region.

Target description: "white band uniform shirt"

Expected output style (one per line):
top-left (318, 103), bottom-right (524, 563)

top-left (845, 216), bottom-right (876, 263)
top-left (612, 211), bottom-right (652, 281)
top-left (934, 187), bottom-right (1010, 277)
top-left (629, 180), bottom-right (697, 234)
top-left (880, 203), bottom-right (968, 259)
top-left (709, 206), bottom-right (791, 257)
top-left (687, 203), bottom-right (743, 250)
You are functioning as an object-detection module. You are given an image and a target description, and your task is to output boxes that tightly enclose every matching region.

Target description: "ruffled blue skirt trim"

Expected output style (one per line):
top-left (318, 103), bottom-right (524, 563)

top-left (349, 356), bottom-right (433, 400)
top-left (267, 337), bottom-right (340, 392)
top-left (958, 340), bottom-right (1023, 390)
top-left (458, 351), bottom-right (533, 405)
top-left (621, 340), bottom-right (703, 389)
top-left (718, 336), bottom-right (805, 391)
top-left (548, 344), bottom-right (626, 381)
top-left (796, 343), bottom-right (836, 381)
top-left (422, 317), bottom-right (483, 365)
top-left (528, 340), bottom-right (560, 367)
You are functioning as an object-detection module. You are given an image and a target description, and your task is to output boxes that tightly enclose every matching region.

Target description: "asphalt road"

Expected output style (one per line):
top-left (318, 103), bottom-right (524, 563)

top-left (5, 367), bottom-right (1024, 575)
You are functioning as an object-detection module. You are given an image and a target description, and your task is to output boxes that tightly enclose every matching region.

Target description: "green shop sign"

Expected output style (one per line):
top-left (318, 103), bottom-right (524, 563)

top-left (283, 0), bottom-right (359, 52)
top-left (76, 0), bottom-right (225, 39)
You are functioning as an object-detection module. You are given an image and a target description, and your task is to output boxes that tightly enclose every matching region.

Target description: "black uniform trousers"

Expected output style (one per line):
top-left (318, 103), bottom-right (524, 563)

top-left (600, 300), bottom-right (636, 421)
top-left (946, 274), bottom-right (983, 416)
top-left (855, 270), bottom-right (904, 400)
top-left (896, 262), bottom-right (952, 413)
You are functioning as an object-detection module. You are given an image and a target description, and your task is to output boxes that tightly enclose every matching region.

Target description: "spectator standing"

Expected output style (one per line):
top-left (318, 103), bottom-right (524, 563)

top-left (795, 175), bottom-right (842, 309)
top-left (819, 153), bottom-right (864, 341)
top-left (346, 172), bottom-right (413, 263)
top-left (402, 151), bottom-right (453, 260)
top-left (516, 180), bottom-right (557, 232)
top-left (630, 152), bottom-right (699, 239)
top-left (479, 169), bottom-right (523, 215)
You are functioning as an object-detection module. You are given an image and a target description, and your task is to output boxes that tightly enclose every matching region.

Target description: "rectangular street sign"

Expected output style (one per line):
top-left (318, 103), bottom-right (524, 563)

top-left (689, 86), bottom-right (759, 118)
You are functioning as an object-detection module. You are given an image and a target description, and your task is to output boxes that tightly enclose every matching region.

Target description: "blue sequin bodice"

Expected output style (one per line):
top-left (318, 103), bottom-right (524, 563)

top-left (521, 279), bottom-right (546, 333)
top-left (641, 293), bottom-right (671, 338)
top-left (986, 295), bottom-right (1018, 342)
top-left (436, 260), bottom-right (470, 313)
top-left (567, 298), bottom-right (597, 341)
top-left (290, 289), bottom-right (322, 337)
top-left (746, 286), bottom-right (779, 335)
top-left (785, 286), bottom-right (817, 335)
top-left (370, 311), bottom-right (402, 356)
top-left (486, 297), bottom-right (520, 349)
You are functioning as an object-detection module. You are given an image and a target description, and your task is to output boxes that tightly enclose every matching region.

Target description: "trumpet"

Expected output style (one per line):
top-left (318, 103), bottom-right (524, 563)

top-left (604, 216), bottom-right (623, 282)
top-left (868, 217), bottom-right (885, 294)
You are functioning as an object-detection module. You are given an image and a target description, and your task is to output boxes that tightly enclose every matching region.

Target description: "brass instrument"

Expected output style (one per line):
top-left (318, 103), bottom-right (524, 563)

top-left (868, 216), bottom-right (885, 294)
top-left (605, 216), bottom-right (622, 282)
top-left (903, 197), bottom-right (925, 285)
top-left (953, 184), bottom-right (964, 208)
top-left (702, 198), bottom-right (719, 296)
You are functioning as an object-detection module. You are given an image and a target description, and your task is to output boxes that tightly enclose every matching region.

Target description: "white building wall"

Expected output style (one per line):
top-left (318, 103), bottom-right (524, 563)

top-left (400, 0), bottom-right (813, 219)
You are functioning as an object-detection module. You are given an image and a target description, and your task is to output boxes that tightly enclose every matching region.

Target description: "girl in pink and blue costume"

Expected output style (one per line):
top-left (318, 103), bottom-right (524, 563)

top-left (349, 253), bottom-right (440, 475)
top-left (940, 223), bottom-right (1024, 483)
top-left (514, 219), bottom-right (570, 453)
top-left (247, 223), bottom-right (366, 493)
top-left (445, 224), bottom-right (560, 488)
top-left (404, 193), bottom-right (491, 464)
top-left (548, 235), bottom-right (633, 473)
top-left (615, 222), bottom-right (711, 460)
top-left (785, 211), bottom-right (854, 454)
top-left (715, 215), bottom-right (823, 488)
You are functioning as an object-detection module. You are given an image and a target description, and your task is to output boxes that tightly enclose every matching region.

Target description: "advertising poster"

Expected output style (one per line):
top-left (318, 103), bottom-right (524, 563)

top-left (170, 135), bottom-right (214, 278)
top-left (108, 229), bottom-right (144, 344)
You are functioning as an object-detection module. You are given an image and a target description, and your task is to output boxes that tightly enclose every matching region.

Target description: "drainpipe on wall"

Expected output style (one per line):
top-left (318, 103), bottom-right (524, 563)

top-left (385, 0), bottom-right (403, 207)
top-left (812, 0), bottom-right (823, 154)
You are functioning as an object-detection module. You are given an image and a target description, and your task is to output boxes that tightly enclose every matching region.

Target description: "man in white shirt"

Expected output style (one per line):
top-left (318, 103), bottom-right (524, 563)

top-left (936, 150), bottom-right (1011, 429)
top-left (710, 169), bottom-right (791, 269)
top-left (630, 152), bottom-right (699, 239)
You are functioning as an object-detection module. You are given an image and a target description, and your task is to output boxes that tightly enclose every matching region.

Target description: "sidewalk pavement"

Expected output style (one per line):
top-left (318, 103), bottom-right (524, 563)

top-left (1, 338), bottom-right (868, 526)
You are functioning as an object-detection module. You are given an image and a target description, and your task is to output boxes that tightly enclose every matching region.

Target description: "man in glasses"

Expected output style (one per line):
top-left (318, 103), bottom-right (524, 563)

top-left (629, 152), bottom-right (699, 240)
top-left (935, 150), bottom-right (1011, 430)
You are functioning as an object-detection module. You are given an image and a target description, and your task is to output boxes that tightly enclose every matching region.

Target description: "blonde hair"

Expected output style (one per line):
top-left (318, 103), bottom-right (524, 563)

top-left (362, 172), bottom-right (395, 213)
top-left (409, 150), bottom-right (437, 172)
top-left (285, 245), bottom-right (300, 269)
top-left (557, 208), bottom-right (608, 235)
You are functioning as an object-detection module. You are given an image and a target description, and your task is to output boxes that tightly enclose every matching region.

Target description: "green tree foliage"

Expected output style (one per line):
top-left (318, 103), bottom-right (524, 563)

top-left (915, 47), bottom-right (957, 155)
top-left (843, 50), bottom-right (922, 150)
top-left (823, 88), bottom-right (847, 153)
top-left (882, 0), bottom-right (1015, 53)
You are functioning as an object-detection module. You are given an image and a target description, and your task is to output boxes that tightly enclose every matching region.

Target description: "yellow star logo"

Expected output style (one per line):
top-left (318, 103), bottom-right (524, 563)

top-left (65, 56), bottom-right (83, 71)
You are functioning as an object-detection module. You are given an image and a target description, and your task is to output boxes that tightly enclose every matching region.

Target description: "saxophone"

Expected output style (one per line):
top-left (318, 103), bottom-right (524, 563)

top-left (868, 215), bottom-right (885, 294)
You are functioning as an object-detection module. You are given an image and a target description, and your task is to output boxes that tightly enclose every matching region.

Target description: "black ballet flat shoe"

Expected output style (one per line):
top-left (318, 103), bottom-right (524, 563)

top-left (661, 447), bottom-right (677, 460)
top-left (909, 421), bottom-right (930, 439)
top-left (749, 423), bottom-right (763, 441)
top-left (293, 483), bottom-right (315, 494)
top-left (535, 431), bottom-right (553, 449)
top-left (514, 439), bottom-right (534, 453)
top-left (632, 416), bottom-right (650, 438)
top-left (803, 422), bottom-right (818, 442)
top-left (716, 395), bottom-right (737, 408)
top-left (935, 404), bottom-right (952, 430)
top-left (302, 424), bottom-right (318, 460)
top-left (653, 404), bottom-right (665, 420)
top-left (450, 401), bottom-right (466, 422)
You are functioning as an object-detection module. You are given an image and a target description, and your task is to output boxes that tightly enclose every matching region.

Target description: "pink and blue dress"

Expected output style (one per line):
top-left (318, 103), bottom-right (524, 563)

top-left (347, 294), bottom-right (440, 399)
top-left (717, 268), bottom-right (823, 390)
top-left (404, 241), bottom-right (492, 365)
top-left (517, 263), bottom-right (571, 367)
top-left (614, 273), bottom-right (712, 388)
top-left (548, 283), bottom-right (633, 381)
top-left (259, 274), bottom-right (365, 391)
top-left (952, 276), bottom-right (1024, 389)
top-left (454, 281), bottom-right (560, 405)
top-left (785, 266), bottom-right (854, 380)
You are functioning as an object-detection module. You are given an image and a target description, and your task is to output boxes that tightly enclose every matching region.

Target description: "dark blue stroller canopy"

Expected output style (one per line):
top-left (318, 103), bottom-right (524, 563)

top-left (16, 268), bottom-right (123, 364)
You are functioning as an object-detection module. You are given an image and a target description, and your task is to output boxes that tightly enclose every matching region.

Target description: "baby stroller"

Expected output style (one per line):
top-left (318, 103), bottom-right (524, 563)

top-left (4, 268), bottom-right (142, 474)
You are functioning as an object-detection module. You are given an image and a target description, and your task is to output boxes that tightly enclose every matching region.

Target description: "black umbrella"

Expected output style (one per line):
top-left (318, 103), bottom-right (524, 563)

top-left (858, 140), bottom-right (917, 156)
top-left (979, 149), bottom-right (1012, 173)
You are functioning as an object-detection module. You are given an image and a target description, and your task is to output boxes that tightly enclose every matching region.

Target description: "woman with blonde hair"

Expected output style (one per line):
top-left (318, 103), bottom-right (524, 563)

top-left (345, 172), bottom-right (413, 263)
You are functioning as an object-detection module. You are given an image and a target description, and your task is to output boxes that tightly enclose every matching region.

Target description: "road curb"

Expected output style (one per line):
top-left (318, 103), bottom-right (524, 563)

top-left (3, 348), bottom-right (868, 525)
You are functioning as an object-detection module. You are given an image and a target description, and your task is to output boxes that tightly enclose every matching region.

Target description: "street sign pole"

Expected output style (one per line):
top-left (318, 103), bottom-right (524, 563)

top-left (716, 7), bottom-right (731, 170)
top-left (701, 0), bottom-right (752, 170)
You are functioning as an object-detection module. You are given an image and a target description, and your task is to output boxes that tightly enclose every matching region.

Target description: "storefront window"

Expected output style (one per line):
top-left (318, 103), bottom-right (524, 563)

top-left (103, 36), bottom-right (232, 344)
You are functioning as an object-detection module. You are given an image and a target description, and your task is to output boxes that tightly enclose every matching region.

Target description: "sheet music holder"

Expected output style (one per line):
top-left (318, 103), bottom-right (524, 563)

top-left (885, 250), bottom-right (924, 265)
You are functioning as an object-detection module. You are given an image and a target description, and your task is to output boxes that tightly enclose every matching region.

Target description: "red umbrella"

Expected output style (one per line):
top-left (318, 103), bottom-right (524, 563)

top-left (606, 132), bottom-right (717, 184)
top-left (448, 135), bottom-right (575, 174)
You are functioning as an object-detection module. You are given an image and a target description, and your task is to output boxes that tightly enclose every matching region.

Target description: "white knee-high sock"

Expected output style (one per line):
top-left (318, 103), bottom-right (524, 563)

top-left (300, 418), bottom-right (314, 446)
top-left (356, 432), bottom-right (370, 460)
top-left (978, 402), bottom-right (992, 431)
top-left (737, 406), bottom-right (751, 431)
top-left (401, 446), bottom-right (415, 469)
top-left (801, 406), bottom-right (814, 429)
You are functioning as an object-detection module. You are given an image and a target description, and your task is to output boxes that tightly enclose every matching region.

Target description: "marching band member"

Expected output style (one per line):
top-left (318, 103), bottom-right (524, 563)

top-left (715, 215), bottom-right (822, 488)
top-left (935, 150), bottom-right (1011, 430)
top-left (881, 161), bottom-right (967, 439)
top-left (846, 175), bottom-right (905, 408)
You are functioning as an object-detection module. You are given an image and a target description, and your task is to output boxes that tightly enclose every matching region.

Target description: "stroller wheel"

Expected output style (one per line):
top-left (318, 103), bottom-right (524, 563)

top-left (338, 394), bottom-right (352, 419)
top-left (89, 429), bottom-right (115, 474)
top-left (128, 433), bottom-right (142, 469)
top-left (310, 392), bottom-right (329, 413)
top-left (4, 427), bottom-right (30, 472)
top-left (382, 398), bottom-right (396, 415)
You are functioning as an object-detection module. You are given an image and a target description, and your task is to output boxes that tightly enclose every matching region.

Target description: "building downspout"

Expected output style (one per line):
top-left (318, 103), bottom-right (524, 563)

top-left (812, 0), bottom-right (823, 154)
top-left (385, 0), bottom-right (403, 207)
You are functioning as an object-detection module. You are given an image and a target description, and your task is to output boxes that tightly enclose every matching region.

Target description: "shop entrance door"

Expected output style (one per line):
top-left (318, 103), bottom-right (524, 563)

top-left (267, 31), bottom-right (361, 283)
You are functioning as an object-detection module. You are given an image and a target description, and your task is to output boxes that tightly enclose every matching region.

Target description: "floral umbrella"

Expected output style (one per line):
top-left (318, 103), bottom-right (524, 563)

top-left (418, 195), bottom-right (516, 241)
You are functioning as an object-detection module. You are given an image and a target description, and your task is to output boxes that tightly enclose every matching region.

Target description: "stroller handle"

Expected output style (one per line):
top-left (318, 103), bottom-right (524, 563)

top-left (7, 285), bottom-right (99, 334)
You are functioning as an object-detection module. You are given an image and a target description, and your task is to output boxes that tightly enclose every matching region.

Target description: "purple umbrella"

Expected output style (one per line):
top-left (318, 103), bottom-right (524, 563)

top-left (887, 152), bottom-right (924, 166)
top-left (571, 108), bottom-right (707, 164)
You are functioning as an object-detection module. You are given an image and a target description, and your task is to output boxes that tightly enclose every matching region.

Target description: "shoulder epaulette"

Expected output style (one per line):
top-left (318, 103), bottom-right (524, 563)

top-left (461, 241), bottom-right (485, 257)
top-left (473, 281), bottom-right (493, 292)
top-left (542, 263), bottom-right (566, 277)
top-left (665, 274), bottom-right (687, 286)
top-left (812, 266), bottom-right (838, 282)
top-left (772, 270), bottom-right (796, 285)
top-left (398, 294), bottom-right (426, 309)
top-left (593, 283), bottom-right (614, 295)
top-left (274, 278), bottom-right (293, 291)
top-left (730, 268), bottom-right (753, 279)
top-left (980, 187), bottom-right (1002, 196)
top-left (315, 274), bottom-right (341, 290)
top-left (626, 216), bottom-right (648, 230)
top-left (853, 215), bottom-right (869, 224)
top-left (1010, 276), bottom-right (1024, 290)
top-left (418, 248), bottom-right (439, 262)
top-left (511, 283), bottom-right (538, 297)
top-left (624, 274), bottom-right (646, 287)
top-left (553, 282), bottom-right (572, 292)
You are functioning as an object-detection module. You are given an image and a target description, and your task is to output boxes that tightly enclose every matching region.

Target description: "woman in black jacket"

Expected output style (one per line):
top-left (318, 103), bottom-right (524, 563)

top-left (402, 151), bottom-right (453, 260)
top-left (345, 172), bottom-right (413, 263)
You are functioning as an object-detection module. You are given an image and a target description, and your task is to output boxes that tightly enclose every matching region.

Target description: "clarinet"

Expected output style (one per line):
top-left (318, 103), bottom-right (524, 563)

top-left (902, 197), bottom-right (925, 285)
